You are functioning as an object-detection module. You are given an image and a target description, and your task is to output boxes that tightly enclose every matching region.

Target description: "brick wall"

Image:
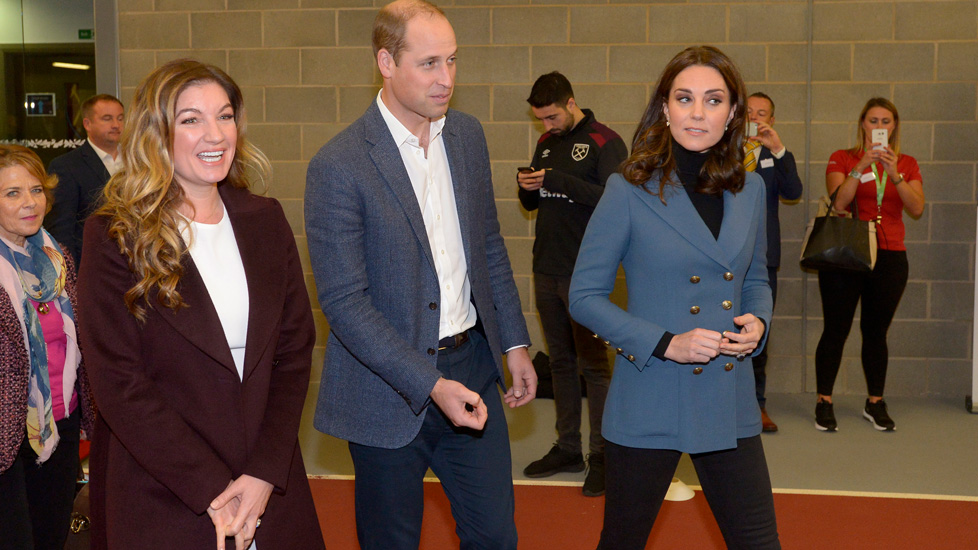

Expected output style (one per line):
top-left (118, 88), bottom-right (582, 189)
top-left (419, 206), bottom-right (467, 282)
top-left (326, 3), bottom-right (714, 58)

top-left (115, 0), bottom-right (978, 398)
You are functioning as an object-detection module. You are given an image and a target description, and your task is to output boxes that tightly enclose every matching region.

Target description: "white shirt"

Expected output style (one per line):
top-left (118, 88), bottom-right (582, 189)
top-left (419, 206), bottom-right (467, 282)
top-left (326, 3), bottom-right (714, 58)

top-left (181, 208), bottom-right (250, 379)
top-left (87, 138), bottom-right (122, 176)
top-left (376, 91), bottom-right (476, 340)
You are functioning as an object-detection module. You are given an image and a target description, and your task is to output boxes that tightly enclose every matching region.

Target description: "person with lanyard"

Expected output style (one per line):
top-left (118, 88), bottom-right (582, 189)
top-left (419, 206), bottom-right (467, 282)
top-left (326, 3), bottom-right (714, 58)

top-left (0, 145), bottom-right (95, 550)
top-left (815, 97), bottom-right (924, 432)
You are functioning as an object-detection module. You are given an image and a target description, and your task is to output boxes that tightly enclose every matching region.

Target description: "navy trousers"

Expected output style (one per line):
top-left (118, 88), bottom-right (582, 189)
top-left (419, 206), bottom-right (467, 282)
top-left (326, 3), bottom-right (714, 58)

top-left (348, 330), bottom-right (517, 550)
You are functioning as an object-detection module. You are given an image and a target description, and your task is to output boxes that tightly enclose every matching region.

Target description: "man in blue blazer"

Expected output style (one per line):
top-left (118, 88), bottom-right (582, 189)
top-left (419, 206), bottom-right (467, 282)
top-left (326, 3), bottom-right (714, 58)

top-left (45, 94), bottom-right (124, 266)
top-left (745, 92), bottom-right (803, 432)
top-left (304, 2), bottom-right (536, 548)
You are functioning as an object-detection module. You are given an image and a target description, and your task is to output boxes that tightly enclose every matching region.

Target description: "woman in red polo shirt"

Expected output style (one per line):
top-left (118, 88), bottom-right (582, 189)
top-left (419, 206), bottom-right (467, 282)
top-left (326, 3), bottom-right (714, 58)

top-left (814, 97), bottom-right (925, 433)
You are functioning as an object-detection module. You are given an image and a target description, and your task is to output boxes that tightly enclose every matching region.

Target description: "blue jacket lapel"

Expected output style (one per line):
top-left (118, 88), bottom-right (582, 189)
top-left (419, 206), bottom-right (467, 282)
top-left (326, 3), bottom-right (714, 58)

top-left (363, 102), bottom-right (436, 273)
top-left (633, 179), bottom-right (733, 270)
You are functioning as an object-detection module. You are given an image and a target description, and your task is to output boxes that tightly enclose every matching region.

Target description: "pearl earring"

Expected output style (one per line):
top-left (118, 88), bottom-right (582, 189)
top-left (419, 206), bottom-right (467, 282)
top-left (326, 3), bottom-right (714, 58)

top-left (666, 120), bottom-right (670, 127)
top-left (724, 124), bottom-right (729, 131)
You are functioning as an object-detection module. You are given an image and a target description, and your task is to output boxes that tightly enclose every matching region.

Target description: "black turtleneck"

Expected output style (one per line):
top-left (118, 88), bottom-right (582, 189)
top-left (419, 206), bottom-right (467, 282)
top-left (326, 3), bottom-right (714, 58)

top-left (673, 142), bottom-right (723, 240)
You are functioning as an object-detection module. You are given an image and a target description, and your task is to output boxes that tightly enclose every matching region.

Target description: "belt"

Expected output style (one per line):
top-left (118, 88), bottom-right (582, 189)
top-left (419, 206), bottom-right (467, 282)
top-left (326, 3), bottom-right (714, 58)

top-left (438, 330), bottom-right (470, 351)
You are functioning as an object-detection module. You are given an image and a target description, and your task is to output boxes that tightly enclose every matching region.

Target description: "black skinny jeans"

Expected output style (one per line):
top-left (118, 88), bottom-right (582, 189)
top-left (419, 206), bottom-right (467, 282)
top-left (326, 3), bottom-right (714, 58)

top-left (815, 249), bottom-right (909, 397)
top-left (596, 436), bottom-right (780, 550)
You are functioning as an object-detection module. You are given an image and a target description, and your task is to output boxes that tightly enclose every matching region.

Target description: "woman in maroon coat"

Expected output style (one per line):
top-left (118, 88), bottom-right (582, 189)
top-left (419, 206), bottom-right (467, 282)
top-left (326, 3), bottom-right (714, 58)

top-left (77, 60), bottom-right (324, 550)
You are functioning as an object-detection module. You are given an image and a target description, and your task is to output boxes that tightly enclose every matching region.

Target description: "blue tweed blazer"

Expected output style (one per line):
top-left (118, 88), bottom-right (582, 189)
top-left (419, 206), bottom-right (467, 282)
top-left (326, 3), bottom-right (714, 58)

top-left (305, 102), bottom-right (530, 449)
top-left (569, 172), bottom-right (773, 454)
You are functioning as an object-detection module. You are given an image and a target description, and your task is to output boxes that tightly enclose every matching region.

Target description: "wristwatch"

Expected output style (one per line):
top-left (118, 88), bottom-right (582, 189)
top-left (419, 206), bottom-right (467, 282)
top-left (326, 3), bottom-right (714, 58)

top-left (848, 168), bottom-right (862, 180)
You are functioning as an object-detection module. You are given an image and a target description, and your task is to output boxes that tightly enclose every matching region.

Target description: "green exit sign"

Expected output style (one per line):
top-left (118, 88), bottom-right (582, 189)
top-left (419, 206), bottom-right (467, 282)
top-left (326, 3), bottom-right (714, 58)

top-left (78, 29), bottom-right (93, 40)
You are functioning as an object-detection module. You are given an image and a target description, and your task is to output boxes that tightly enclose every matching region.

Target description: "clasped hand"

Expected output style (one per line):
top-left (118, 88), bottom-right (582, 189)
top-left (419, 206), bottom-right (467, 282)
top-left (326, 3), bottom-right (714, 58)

top-left (664, 313), bottom-right (765, 364)
top-left (207, 474), bottom-right (274, 550)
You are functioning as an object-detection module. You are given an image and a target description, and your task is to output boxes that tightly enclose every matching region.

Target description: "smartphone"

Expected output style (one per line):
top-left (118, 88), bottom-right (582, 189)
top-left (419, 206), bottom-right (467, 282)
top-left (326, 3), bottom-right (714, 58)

top-left (871, 129), bottom-right (888, 150)
top-left (747, 122), bottom-right (758, 138)
top-left (517, 166), bottom-right (534, 173)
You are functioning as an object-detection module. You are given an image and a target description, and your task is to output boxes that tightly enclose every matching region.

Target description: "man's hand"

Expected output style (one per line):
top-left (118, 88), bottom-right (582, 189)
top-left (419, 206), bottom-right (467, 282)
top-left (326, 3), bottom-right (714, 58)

top-left (430, 378), bottom-right (488, 429)
top-left (517, 168), bottom-right (545, 191)
top-left (503, 347), bottom-right (537, 408)
top-left (752, 121), bottom-right (784, 154)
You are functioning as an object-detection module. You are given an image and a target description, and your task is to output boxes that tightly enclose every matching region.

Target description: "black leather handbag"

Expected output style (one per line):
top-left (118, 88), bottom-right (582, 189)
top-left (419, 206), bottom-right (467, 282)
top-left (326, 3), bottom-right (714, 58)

top-left (800, 188), bottom-right (877, 272)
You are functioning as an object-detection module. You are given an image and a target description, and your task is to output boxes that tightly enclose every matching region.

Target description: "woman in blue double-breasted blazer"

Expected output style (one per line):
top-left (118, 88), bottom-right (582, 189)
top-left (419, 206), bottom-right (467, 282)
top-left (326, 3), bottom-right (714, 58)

top-left (569, 46), bottom-right (780, 550)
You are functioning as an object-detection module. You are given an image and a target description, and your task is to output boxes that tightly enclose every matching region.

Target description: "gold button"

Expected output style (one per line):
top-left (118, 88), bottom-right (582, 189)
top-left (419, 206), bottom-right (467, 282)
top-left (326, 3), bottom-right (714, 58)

top-left (592, 333), bottom-right (600, 339)
top-left (723, 272), bottom-right (734, 281)
top-left (690, 306), bottom-right (700, 314)
top-left (724, 363), bottom-right (734, 371)
top-left (690, 276), bottom-right (700, 284)
top-left (693, 367), bottom-right (703, 375)
top-left (721, 300), bottom-right (732, 310)
top-left (603, 340), bottom-right (610, 345)
top-left (627, 354), bottom-right (635, 361)
top-left (616, 348), bottom-right (623, 354)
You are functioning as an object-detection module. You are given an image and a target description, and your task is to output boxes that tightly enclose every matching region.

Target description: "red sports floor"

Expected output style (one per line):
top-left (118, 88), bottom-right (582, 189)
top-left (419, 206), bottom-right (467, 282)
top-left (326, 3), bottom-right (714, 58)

top-left (309, 477), bottom-right (978, 549)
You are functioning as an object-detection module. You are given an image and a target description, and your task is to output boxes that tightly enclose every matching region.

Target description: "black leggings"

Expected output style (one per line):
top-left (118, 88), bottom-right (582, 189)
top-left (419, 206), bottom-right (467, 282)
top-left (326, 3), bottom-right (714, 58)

top-left (596, 436), bottom-right (780, 550)
top-left (815, 249), bottom-right (909, 397)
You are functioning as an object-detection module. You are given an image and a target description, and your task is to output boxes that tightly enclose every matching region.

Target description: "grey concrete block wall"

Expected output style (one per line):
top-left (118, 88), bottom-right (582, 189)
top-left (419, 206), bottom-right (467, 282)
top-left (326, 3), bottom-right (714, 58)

top-left (115, 0), bottom-right (978, 398)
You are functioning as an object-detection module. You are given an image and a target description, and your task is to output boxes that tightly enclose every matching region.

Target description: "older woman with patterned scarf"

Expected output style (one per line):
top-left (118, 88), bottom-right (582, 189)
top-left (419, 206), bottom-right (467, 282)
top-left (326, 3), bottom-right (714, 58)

top-left (0, 145), bottom-right (94, 550)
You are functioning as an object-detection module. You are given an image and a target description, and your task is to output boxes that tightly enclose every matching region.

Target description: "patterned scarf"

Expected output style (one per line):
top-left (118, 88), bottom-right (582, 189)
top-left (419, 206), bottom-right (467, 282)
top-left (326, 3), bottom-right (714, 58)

top-left (0, 229), bottom-right (74, 462)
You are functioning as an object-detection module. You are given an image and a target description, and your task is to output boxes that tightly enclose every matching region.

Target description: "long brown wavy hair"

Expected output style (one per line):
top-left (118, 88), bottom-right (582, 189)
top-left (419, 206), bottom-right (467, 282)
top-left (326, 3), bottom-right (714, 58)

top-left (98, 59), bottom-right (269, 321)
top-left (623, 46), bottom-right (748, 201)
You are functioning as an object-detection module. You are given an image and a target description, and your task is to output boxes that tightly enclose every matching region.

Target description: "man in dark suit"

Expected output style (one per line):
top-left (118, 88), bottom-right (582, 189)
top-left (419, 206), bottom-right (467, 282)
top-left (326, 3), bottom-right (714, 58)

top-left (45, 94), bottom-right (123, 266)
top-left (304, 1), bottom-right (537, 549)
top-left (745, 92), bottom-right (803, 432)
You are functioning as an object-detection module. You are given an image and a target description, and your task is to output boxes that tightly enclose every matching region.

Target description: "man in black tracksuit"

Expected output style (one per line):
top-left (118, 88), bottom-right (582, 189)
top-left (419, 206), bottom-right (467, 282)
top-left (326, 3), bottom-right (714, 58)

top-left (518, 72), bottom-right (628, 497)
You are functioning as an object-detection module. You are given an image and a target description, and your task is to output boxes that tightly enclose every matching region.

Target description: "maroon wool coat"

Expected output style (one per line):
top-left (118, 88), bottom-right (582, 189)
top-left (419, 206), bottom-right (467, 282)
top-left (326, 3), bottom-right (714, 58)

top-left (77, 185), bottom-right (324, 549)
top-left (0, 249), bottom-right (95, 474)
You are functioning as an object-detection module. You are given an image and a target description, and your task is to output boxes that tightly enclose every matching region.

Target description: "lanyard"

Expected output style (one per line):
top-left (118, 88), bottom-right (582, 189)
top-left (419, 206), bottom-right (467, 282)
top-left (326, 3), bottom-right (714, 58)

top-left (870, 163), bottom-right (887, 224)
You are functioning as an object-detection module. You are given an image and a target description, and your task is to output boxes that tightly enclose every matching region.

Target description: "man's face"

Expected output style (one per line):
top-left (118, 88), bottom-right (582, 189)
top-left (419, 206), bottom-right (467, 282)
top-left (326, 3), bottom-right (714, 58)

top-left (531, 100), bottom-right (575, 136)
top-left (378, 14), bottom-right (457, 128)
top-left (83, 100), bottom-right (124, 150)
top-left (746, 96), bottom-right (774, 125)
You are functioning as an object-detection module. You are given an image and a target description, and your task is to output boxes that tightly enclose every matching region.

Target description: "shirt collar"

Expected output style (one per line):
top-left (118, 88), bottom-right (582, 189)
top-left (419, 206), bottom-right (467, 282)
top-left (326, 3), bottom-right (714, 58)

top-left (87, 137), bottom-right (116, 163)
top-left (376, 90), bottom-right (446, 148)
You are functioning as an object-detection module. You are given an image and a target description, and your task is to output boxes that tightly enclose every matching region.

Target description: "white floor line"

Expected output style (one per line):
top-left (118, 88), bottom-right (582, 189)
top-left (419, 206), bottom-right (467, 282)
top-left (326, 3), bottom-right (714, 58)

top-left (306, 475), bottom-right (978, 502)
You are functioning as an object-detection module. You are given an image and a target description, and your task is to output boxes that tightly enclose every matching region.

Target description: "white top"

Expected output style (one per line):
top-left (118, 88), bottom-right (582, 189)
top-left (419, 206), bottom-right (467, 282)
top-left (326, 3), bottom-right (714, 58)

top-left (376, 91), bottom-right (476, 340)
top-left (181, 208), bottom-right (250, 379)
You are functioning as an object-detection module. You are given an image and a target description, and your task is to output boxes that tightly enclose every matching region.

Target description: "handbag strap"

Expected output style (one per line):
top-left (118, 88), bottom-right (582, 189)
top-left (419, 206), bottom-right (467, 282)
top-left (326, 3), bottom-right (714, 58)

top-left (828, 183), bottom-right (860, 219)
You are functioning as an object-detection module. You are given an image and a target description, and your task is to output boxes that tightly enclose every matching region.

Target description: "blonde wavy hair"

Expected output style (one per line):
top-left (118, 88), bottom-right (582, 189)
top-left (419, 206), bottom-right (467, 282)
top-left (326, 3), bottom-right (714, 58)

top-left (99, 59), bottom-right (269, 321)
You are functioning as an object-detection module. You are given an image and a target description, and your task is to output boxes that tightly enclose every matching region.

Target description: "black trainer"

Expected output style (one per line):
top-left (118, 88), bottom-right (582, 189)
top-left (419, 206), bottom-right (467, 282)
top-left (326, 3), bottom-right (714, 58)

top-left (582, 453), bottom-right (605, 497)
top-left (863, 399), bottom-right (896, 431)
top-left (523, 445), bottom-right (584, 478)
top-left (815, 400), bottom-right (837, 432)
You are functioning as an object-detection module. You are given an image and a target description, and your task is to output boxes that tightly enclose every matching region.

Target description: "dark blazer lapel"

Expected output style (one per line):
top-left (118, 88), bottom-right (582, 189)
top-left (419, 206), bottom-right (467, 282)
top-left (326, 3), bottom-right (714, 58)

top-left (364, 102), bottom-right (436, 272)
top-left (220, 186), bottom-right (280, 381)
top-left (633, 179), bottom-right (731, 269)
top-left (151, 252), bottom-right (238, 375)
top-left (79, 141), bottom-right (111, 184)
top-left (441, 114), bottom-right (473, 264)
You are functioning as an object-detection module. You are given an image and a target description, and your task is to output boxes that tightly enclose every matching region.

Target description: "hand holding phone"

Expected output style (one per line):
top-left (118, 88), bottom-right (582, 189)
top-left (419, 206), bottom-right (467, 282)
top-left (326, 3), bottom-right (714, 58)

top-left (747, 122), bottom-right (758, 138)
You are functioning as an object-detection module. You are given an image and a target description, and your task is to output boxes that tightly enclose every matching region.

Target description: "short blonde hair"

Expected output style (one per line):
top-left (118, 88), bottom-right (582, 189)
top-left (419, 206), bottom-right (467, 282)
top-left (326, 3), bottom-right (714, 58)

top-left (372, 0), bottom-right (446, 62)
